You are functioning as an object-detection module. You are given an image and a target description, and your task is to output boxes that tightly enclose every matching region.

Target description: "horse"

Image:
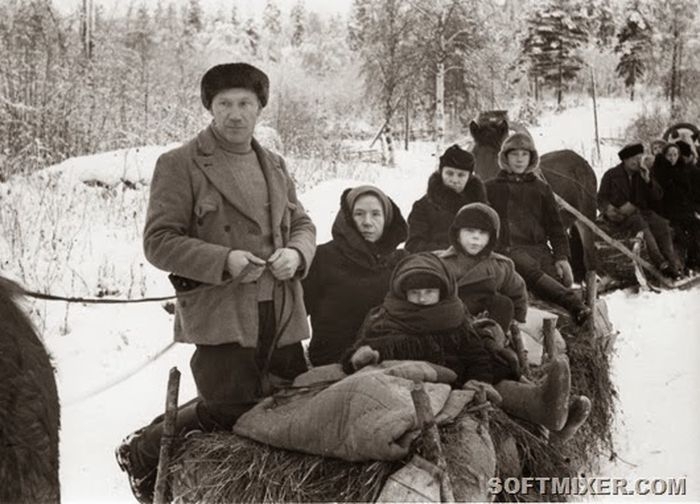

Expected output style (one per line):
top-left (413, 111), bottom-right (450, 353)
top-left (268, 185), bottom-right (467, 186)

top-left (469, 110), bottom-right (598, 281)
top-left (0, 276), bottom-right (61, 503)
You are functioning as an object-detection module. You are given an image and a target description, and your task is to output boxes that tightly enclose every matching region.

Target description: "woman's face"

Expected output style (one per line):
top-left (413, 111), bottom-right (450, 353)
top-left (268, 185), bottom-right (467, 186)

top-left (441, 167), bottom-right (470, 193)
top-left (665, 146), bottom-right (680, 166)
top-left (352, 194), bottom-right (385, 243)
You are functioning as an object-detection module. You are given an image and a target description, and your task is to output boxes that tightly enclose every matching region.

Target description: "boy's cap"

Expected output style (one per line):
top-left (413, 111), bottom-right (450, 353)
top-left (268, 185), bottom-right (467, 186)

top-left (449, 202), bottom-right (500, 256)
top-left (200, 62), bottom-right (269, 109)
top-left (439, 144), bottom-right (475, 172)
top-left (618, 143), bottom-right (644, 161)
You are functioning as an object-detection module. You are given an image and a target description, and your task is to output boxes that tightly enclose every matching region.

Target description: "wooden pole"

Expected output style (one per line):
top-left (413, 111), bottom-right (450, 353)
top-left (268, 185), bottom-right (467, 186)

top-left (542, 318), bottom-right (557, 363)
top-left (552, 193), bottom-right (674, 289)
top-left (411, 382), bottom-right (455, 502)
top-left (153, 367), bottom-right (181, 504)
top-left (590, 66), bottom-right (601, 164)
top-left (584, 270), bottom-right (598, 334)
top-left (509, 323), bottom-right (530, 379)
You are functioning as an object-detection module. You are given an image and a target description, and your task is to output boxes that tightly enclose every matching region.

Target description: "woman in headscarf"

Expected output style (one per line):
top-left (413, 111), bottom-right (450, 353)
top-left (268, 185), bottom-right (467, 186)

top-left (303, 185), bottom-right (408, 366)
top-left (652, 142), bottom-right (700, 269)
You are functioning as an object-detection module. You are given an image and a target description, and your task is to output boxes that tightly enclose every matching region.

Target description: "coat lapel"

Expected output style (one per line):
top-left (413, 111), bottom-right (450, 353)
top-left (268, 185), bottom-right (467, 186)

top-left (253, 138), bottom-right (287, 228)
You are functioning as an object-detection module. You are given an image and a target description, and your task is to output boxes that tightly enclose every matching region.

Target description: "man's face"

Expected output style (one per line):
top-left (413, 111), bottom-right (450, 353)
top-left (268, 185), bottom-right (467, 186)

top-left (441, 167), bottom-right (470, 193)
top-left (210, 88), bottom-right (261, 146)
top-left (506, 149), bottom-right (531, 174)
top-left (623, 154), bottom-right (642, 171)
top-left (352, 194), bottom-right (385, 243)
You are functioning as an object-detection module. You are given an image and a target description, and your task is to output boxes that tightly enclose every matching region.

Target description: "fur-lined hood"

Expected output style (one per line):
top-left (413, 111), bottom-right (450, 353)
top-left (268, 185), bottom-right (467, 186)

top-left (497, 131), bottom-right (539, 173)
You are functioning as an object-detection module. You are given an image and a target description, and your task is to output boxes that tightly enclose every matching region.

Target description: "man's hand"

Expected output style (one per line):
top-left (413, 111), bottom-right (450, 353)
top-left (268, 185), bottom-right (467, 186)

top-left (226, 250), bottom-right (266, 283)
top-left (619, 201), bottom-right (637, 216)
top-left (605, 204), bottom-right (625, 223)
top-left (267, 248), bottom-right (302, 281)
top-left (555, 259), bottom-right (574, 287)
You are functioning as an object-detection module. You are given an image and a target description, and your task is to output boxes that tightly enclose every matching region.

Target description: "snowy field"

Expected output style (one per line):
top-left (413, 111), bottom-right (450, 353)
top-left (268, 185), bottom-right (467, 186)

top-left (2, 96), bottom-right (699, 502)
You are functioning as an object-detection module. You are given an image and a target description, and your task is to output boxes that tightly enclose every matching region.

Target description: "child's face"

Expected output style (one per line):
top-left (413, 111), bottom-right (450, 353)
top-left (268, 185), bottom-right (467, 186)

top-left (459, 227), bottom-right (490, 255)
top-left (506, 149), bottom-right (531, 174)
top-left (651, 142), bottom-right (665, 156)
top-left (406, 288), bottom-right (441, 306)
top-left (441, 167), bottom-right (470, 193)
top-left (665, 146), bottom-right (680, 166)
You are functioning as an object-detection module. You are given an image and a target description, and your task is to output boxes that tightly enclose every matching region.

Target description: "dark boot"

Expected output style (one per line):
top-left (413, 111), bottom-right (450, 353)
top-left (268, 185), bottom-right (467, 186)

top-left (116, 401), bottom-right (204, 504)
top-left (549, 395), bottom-right (592, 444)
top-left (532, 274), bottom-right (591, 325)
top-left (495, 355), bottom-right (571, 431)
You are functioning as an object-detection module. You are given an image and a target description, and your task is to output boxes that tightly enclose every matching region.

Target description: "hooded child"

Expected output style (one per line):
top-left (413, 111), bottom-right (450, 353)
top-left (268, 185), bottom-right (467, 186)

top-left (485, 132), bottom-right (591, 324)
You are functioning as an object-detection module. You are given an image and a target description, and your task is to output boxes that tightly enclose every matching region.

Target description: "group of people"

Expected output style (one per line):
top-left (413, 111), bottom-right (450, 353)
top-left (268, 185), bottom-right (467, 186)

top-left (598, 138), bottom-right (700, 279)
top-left (117, 62), bottom-right (597, 503)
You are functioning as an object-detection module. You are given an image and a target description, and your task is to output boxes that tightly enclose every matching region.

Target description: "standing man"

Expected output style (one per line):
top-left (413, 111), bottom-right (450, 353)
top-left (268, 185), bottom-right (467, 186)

top-left (116, 62), bottom-right (316, 503)
top-left (598, 143), bottom-right (682, 278)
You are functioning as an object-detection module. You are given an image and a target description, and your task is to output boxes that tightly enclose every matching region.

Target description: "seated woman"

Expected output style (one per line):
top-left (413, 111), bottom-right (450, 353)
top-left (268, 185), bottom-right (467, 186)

top-left (652, 142), bottom-right (700, 269)
top-left (406, 144), bottom-right (487, 252)
top-left (342, 252), bottom-right (591, 442)
top-left (304, 185), bottom-right (408, 367)
top-left (435, 202), bottom-right (528, 336)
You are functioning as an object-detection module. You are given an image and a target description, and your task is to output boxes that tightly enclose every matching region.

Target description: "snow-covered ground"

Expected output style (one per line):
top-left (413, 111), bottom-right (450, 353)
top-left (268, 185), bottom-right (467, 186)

top-left (3, 96), bottom-right (699, 502)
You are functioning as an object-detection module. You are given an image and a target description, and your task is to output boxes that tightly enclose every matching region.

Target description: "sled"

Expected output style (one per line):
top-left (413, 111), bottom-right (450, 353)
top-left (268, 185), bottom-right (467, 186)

top-left (167, 299), bottom-right (617, 503)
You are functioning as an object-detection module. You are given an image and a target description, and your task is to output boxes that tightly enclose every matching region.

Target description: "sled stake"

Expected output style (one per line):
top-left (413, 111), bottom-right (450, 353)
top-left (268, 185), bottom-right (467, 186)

top-left (154, 367), bottom-right (181, 504)
top-left (411, 381), bottom-right (455, 502)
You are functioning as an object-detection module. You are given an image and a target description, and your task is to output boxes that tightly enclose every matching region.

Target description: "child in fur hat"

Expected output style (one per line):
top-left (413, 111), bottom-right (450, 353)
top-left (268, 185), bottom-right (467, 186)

top-left (406, 144), bottom-right (488, 252)
top-left (343, 252), bottom-right (591, 441)
top-left (485, 132), bottom-right (591, 324)
top-left (435, 202), bottom-right (528, 336)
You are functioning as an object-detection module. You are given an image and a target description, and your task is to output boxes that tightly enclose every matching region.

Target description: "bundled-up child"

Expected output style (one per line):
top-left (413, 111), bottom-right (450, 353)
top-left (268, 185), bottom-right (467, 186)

top-left (406, 144), bottom-right (487, 252)
top-left (486, 132), bottom-right (591, 324)
top-left (341, 252), bottom-right (591, 440)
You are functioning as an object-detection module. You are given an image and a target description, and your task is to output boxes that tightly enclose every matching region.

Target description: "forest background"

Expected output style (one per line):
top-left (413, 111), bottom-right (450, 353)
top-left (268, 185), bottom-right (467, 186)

top-left (1, 0), bottom-right (699, 184)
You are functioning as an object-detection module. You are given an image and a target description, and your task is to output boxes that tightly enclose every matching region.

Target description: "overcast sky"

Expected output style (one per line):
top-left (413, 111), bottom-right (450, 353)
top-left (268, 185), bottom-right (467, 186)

top-left (54, 0), bottom-right (353, 18)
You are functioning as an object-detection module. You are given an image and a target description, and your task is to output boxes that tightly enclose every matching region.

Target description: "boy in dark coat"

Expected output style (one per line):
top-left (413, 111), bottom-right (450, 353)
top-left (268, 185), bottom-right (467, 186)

top-left (485, 132), bottom-right (591, 324)
top-left (342, 253), bottom-right (591, 440)
top-left (435, 202), bottom-right (528, 335)
top-left (406, 144), bottom-right (487, 252)
top-left (304, 185), bottom-right (408, 366)
top-left (598, 143), bottom-right (683, 277)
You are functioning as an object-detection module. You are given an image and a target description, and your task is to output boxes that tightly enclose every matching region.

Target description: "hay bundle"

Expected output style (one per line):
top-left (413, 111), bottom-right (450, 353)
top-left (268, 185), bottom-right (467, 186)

top-left (170, 433), bottom-right (400, 503)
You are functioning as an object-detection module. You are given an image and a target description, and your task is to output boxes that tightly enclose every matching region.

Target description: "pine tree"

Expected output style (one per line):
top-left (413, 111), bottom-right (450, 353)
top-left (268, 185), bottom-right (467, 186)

top-left (244, 17), bottom-right (260, 57)
top-left (262, 0), bottom-right (282, 61)
top-left (347, 0), bottom-right (370, 51)
top-left (185, 0), bottom-right (203, 33)
top-left (615, 3), bottom-right (652, 101)
top-left (520, 0), bottom-right (589, 105)
top-left (290, 0), bottom-right (305, 47)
